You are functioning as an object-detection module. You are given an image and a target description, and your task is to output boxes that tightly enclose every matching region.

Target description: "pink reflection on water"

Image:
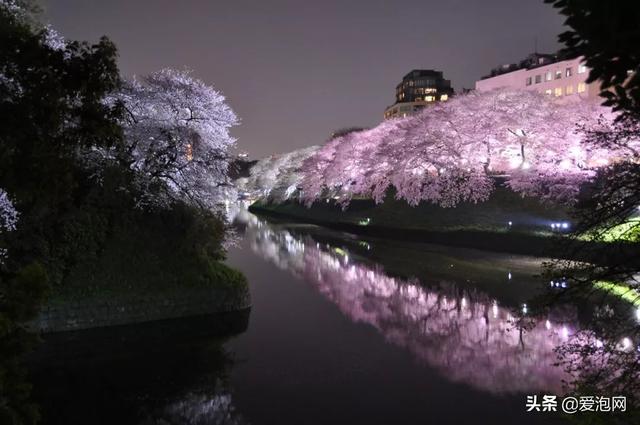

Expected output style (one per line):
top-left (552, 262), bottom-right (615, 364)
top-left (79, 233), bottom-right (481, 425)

top-left (243, 216), bottom-right (572, 395)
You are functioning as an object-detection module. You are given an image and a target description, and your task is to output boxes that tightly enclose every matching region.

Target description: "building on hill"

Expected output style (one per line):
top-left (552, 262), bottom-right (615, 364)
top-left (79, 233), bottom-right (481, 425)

top-left (384, 69), bottom-right (454, 119)
top-left (475, 52), bottom-right (599, 101)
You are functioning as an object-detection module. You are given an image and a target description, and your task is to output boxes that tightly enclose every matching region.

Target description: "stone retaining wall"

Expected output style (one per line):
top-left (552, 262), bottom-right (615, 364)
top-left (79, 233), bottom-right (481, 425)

top-left (31, 286), bottom-right (251, 333)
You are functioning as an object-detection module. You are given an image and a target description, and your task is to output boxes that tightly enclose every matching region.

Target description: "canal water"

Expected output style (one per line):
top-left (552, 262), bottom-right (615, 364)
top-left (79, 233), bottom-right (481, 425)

top-left (31, 209), bottom-right (572, 424)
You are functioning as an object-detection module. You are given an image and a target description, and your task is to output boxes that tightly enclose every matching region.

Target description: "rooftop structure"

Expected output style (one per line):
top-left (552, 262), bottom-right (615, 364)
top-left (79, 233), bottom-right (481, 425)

top-left (384, 69), bottom-right (454, 119)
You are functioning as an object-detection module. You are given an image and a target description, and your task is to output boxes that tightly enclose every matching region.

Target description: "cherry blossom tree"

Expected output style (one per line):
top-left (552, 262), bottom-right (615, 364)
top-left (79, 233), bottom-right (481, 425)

top-left (237, 145), bottom-right (319, 201)
top-left (0, 188), bottom-right (18, 263)
top-left (295, 89), bottom-right (620, 207)
top-left (0, 188), bottom-right (18, 233)
top-left (114, 69), bottom-right (239, 209)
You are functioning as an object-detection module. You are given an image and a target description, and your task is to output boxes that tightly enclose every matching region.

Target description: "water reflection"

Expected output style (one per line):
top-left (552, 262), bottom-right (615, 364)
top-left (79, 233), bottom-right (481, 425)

top-left (30, 312), bottom-right (249, 425)
top-left (235, 208), bottom-right (572, 395)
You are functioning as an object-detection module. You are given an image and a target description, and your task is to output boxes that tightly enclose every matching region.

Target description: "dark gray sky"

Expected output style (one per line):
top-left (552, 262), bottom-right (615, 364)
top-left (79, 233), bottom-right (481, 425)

top-left (45, 0), bottom-right (566, 158)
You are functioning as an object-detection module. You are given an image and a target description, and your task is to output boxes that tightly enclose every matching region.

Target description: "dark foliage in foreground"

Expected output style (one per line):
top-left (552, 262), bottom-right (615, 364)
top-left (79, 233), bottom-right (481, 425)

top-left (543, 0), bottom-right (640, 416)
top-left (0, 3), bottom-right (242, 424)
top-left (545, 0), bottom-right (640, 116)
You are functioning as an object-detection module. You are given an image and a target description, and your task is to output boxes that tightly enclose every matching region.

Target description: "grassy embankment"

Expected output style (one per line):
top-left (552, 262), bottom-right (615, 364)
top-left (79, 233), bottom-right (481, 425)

top-left (249, 186), bottom-right (638, 264)
top-left (46, 202), bottom-right (248, 309)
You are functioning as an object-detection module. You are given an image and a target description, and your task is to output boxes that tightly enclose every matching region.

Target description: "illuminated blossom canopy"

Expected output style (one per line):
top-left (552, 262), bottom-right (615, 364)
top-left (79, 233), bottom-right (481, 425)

top-left (0, 189), bottom-right (17, 231)
top-left (114, 69), bottom-right (239, 209)
top-left (237, 145), bottom-right (319, 202)
top-left (294, 89), bottom-right (627, 207)
top-left (0, 188), bottom-right (17, 262)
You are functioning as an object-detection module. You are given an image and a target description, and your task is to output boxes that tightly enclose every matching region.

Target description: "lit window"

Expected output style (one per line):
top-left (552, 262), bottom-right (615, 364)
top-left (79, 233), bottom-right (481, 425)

top-left (555, 70), bottom-right (562, 79)
top-left (565, 67), bottom-right (572, 77)
top-left (554, 87), bottom-right (562, 97)
top-left (578, 64), bottom-right (587, 74)
top-left (525, 77), bottom-right (532, 86)
top-left (535, 75), bottom-right (542, 84)
top-left (440, 94), bottom-right (448, 101)
top-left (566, 85), bottom-right (574, 95)
top-left (578, 82), bottom-right (586, 93)
top-left (545, 89), bottom-right (552, 96)
top-left (545, 71), bottom-right (552, 81)
top-left (425, 96), bottom-right (435, 102)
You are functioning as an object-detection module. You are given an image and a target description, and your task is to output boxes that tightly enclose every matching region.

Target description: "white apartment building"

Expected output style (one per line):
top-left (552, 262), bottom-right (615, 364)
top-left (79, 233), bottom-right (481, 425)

top-left (475, 53), bottom-right (599, 101)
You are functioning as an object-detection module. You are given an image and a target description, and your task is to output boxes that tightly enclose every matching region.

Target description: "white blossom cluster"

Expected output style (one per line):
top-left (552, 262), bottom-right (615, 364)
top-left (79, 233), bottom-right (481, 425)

top-left (236, 145), bottom-right (319, 202)
top-left (114, 68), bottom-right (239, 209)
top-left (0, 188), bottom-right (18, 263)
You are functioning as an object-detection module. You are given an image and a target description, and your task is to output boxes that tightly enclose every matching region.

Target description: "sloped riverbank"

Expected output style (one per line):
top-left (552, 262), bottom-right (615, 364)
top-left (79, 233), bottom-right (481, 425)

top-left (249, 189), bottom-right (638, 266)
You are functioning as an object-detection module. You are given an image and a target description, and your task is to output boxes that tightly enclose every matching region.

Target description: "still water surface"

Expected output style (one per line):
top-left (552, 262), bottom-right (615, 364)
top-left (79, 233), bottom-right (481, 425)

top-left (32, 209), bottom-right (572, 424)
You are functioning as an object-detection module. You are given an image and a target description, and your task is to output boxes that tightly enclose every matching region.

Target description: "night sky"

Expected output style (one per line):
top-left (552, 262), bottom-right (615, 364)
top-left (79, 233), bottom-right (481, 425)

top-left (45, 0), bottom-right (565, 158)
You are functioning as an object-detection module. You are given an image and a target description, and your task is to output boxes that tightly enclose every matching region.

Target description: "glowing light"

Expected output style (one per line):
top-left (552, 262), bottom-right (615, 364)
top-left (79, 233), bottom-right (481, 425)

top-left (621, 337), bottom-right (632, 351)
top-left (561, 326), bottom-right (569, 339)
top-left (507, 272), bottom-right (512, 280)
top-left (508, 221), bottom-right (512, 226)
top-left (358, 217), bottom-right (371, 226)
top-left (522, 303), bottom-right (528, 314)
top-left (559, 159), bottom-right (572, 170)
top-left (545, 320), bottom-right (551, 330)
top-left (508, 157), bottom-right (522, 169)
top-left (492, 301), bottom-right (499, 319)
top-left (561, 222), bottom-right (569, 229)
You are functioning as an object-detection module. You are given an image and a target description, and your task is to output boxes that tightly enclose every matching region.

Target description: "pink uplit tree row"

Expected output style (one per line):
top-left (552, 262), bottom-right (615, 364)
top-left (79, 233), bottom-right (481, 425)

top-left (296, 89), bottom-right (629, 207)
